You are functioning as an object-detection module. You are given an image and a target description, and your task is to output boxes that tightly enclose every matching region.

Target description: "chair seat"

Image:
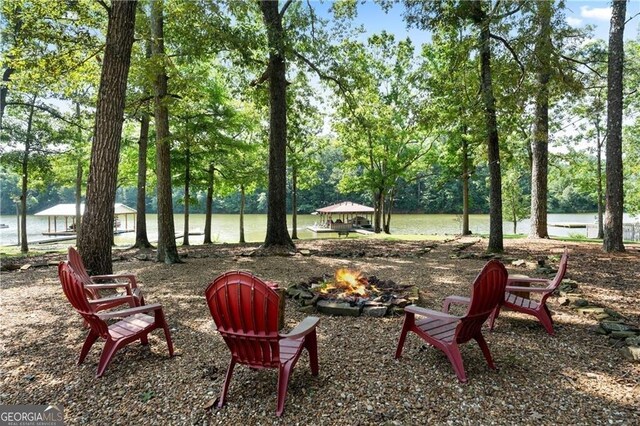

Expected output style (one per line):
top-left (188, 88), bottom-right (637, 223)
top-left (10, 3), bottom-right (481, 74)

top-left (415, 318), bottom-right (458, 343)
top-left (280, 337), bottom-right (305, 364)
top-left (504, 292), bottom-right (540, 311)
top-left (109, 313), bottom-right (155, 340)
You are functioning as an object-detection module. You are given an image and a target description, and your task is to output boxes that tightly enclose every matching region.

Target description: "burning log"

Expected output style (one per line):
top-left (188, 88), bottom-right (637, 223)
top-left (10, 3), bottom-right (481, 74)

top-left (286, 269), bottom-right (416, 317)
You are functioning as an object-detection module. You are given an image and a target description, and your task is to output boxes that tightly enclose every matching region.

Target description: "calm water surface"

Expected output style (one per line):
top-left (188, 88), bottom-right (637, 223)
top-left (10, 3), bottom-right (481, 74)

top-left (2, 212), bottom-right (632, 248)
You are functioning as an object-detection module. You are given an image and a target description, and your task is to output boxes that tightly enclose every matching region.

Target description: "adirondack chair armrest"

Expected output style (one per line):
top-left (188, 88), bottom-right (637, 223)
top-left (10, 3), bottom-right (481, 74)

top-left (88, 294), bottom-right (136, 306)
top-left (442, 295), bottom-right (470, 313)
top-left (507, 276), bottom-right (549, 285)
top-left (85, 283), bottom-right (133, 291)
top-left (91, 273), bottom-right (138, 285)
top-left (280, 316), bottom-right (319, 339)
top-left (506, 285), bottom-right (551, 293)
top-left (404, 305), bottom-right (460, 320)
top-left (97, 303), bottom-right (163, 320)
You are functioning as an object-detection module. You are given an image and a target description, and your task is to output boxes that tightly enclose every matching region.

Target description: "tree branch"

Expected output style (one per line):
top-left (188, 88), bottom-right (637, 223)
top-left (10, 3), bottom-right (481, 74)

top-left (280, 0), bottom-right (294, 18)
top-left (489, 33), bottom-right (525, 79)
top-left (6, 101), bottom-right (89, 130)
top-left (559, 54), bottom-right (603, 79)
top-left (96, 0), bottom-right (111, 15)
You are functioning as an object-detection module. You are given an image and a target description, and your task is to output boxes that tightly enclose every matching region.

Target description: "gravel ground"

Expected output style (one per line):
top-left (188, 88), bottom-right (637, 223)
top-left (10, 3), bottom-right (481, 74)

top-left (1, 237), bottom-right (639, 425)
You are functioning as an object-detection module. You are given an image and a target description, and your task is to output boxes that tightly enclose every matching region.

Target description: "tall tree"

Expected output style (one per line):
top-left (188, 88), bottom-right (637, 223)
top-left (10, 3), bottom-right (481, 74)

top-left (151, 0), bottom-right (180, 263)
top-left (529, 0), bottom-right (552, 239)
top-left (603, 0), bottom-right (627, 252)
top-left (258, 0), bottom-right (294, 249)
top-left (78, 0), bottom-right (137, 274)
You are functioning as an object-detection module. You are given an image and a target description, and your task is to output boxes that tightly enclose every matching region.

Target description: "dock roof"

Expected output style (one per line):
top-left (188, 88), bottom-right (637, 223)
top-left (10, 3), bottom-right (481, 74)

top-left (35, 203), bottom-right (136, 216)
top-left (315, 201), bottom-right (374, 214)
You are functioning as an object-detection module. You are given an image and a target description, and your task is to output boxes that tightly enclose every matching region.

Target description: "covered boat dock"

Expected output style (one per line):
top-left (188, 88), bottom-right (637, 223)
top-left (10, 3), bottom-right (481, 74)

top-left (308, 201), bottom-right (375, 236)
top-left (34, 203), bottom-right (137, 236)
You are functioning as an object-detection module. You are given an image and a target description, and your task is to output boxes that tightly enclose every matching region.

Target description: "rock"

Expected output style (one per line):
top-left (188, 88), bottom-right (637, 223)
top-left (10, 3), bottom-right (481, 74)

top-left (577, 306), bottom-right (605, 315)
top-left (625, 336), bottom-right (640, 346)
top-left (512, 259), bottom-right (526, 266)
top-left (594, 313), bottom-right (611, 321)
top-left (600, 321), bottom-right (637, 333)
top-left (390, 298), bottom-right (410, 308)
top-left (573, 299), bottom-right (589, 307)
top-left (594, 326), bottom-right (608, 335)
top-left (621, 346), bottom-right (640, 362)
top-left (558, 297), bottom-right (571, 306)
top-left (297, 305), bottom-right (317, 314)
top-left (316, 300), bottom-right (361, 317)
top-left (609, 331), bottom-right (638, 340)
top-left (299, 249), bottom-right (311, 256)
top-left (362, 306), bottom-right (388, 317)
top-left (604, 308), bottom-right (622, 319)
top-left (20, 264), bottom-right (31, 270)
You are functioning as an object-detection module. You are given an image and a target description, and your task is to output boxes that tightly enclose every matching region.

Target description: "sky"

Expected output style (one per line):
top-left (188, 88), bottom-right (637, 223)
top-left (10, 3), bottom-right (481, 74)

top-left (313, 0), bottom-right (640, 45)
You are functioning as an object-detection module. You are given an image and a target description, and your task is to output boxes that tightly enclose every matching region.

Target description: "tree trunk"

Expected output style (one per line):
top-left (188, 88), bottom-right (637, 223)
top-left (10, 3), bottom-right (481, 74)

top-left (77, 0), bottom-right (137, 274)
top-left (203, 163), bottom-right (214, 244)
top-left (260, 0), bottom-right (294, 249)
top-left (383, 188), bottom-right (394, 234)
top-left (373, 189), bottom-right (384, 233)
top-left (133, 113), bottom-right (152, 248)
top-left (291, 165), bottom-right (298, 239)
top-left (183, 145), bottom-right (190, 246)
top-left (74, 102), bottom-right (83, 242)
top-left (20, 99), bottom-right (35, 253)
top-left (529, 0), bottom-right (551, 239)
top-left (0, 7), bottom-right (21, 130)
top-left (596, 121), bottom-right (604, 239)
top-left (151, 0), bottom-right (180, 263)
top-left (474, 4), bottom-right (503, 252)
top-left (461, 131), bottom-right (471, 235)
top-left (603, 0), bottom-right (626, 252)
top-left (75, 158), bottom-right (83, 240)
top-left (239, 185), bottom-right (246, 243)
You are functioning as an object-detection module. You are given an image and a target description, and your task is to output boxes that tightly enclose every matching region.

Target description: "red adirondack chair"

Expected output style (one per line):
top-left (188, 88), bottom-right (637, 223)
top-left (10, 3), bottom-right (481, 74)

top-left (58, 262), bottom-right (174, 377)
top-left (489, 248), bottom-right (568, 335)
top-left (205, 271), bottom-right (319, 417)
top-left (67, 246), bottom-right (144, 310)
top-left (395, 260), bottom-right (508, 383)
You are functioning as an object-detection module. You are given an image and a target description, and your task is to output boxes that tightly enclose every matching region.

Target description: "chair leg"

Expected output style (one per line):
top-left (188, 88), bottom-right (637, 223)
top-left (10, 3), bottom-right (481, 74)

top-left (443, 344), bottom-right (467, 383)
top-left (474, 334), bottom-right (496, 370)
top-left (538, 305), bottom-right (555, 335)
top-left (305, 330), bottom-right (319, 376)
top-left (488, 305), bottom-right (501, 331)
top-left (395, 313), bottom-right (414, 359)
top-left (78, 330), bottom-right (99, 365)
top-left (217, 359), bottom-right (236, 409)
top-left (96, 339), bottom-right (121, 378)
top-left (156, 310), bottom-right (175, 356)
top-left (276, 362), bottom-right (294, 417)
top-left (140, 334), bottom-right (149, 346)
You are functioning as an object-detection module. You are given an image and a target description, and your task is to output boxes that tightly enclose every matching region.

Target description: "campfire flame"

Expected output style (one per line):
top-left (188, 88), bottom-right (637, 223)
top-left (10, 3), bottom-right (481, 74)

top-left (320, 268), bottom-right (372, 298)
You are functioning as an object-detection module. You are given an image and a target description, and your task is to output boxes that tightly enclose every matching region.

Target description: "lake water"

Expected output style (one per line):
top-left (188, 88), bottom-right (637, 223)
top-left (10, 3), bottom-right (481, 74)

top-left (2, 212), bottom-right (635, 248)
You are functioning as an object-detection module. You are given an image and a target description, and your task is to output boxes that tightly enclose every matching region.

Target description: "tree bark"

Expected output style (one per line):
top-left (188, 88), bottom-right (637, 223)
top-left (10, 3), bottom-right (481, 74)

top-left (461, 130), bottom-right (471, 235)
top-left (74, 102), bottom-right (83, 241)
top-left (133, 112), bottom-right (152, 248)
top-left (203, 163), bottom-right (214, 244)
top-left (182, 144), bottom-right (191, 246)
top-left (603, 0), bottom-right (626, 252)
top-left (260, 0), bottom-right (294, 249)
top-left (151, 0), bottom-right (180, 263)
top-left (291, 165), bottom-right (298, 239)
top-left (529, 0), bottom-right (551, 239)
top-left (240, 185), bottom-right (246, 243)
top-left (596, 120), bottom-right (604, 239)
top-left (473, 3), bottom-right (503, 252)
top-left (19, 99), bottom-right (35, 253)
top-left (78, 0), bottom-right (137, 274)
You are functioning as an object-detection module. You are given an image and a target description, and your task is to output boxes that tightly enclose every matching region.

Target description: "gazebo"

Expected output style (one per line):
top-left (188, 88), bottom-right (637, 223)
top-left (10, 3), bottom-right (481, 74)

top-left (34, 203), bottom-right (137, 236)
top-left (309, 201), bottom-right (374, 234)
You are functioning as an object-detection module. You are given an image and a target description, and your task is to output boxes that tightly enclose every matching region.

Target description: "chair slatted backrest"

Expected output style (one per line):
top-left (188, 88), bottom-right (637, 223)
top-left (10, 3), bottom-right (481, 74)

top-left (67, 247), bottom-right (100, 300)
top-left (457, 260), bottom-right (508, 343)
top-left (538, 248), bottom-right (569, 304)
top-left (206, 271), bottom-right (281, 368)
top-left (58, 262), bottom-right (110, 338)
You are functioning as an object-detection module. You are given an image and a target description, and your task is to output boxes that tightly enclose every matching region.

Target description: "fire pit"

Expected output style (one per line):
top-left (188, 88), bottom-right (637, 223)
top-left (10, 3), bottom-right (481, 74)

top-left (286, 268), bottom-right (418, 317)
